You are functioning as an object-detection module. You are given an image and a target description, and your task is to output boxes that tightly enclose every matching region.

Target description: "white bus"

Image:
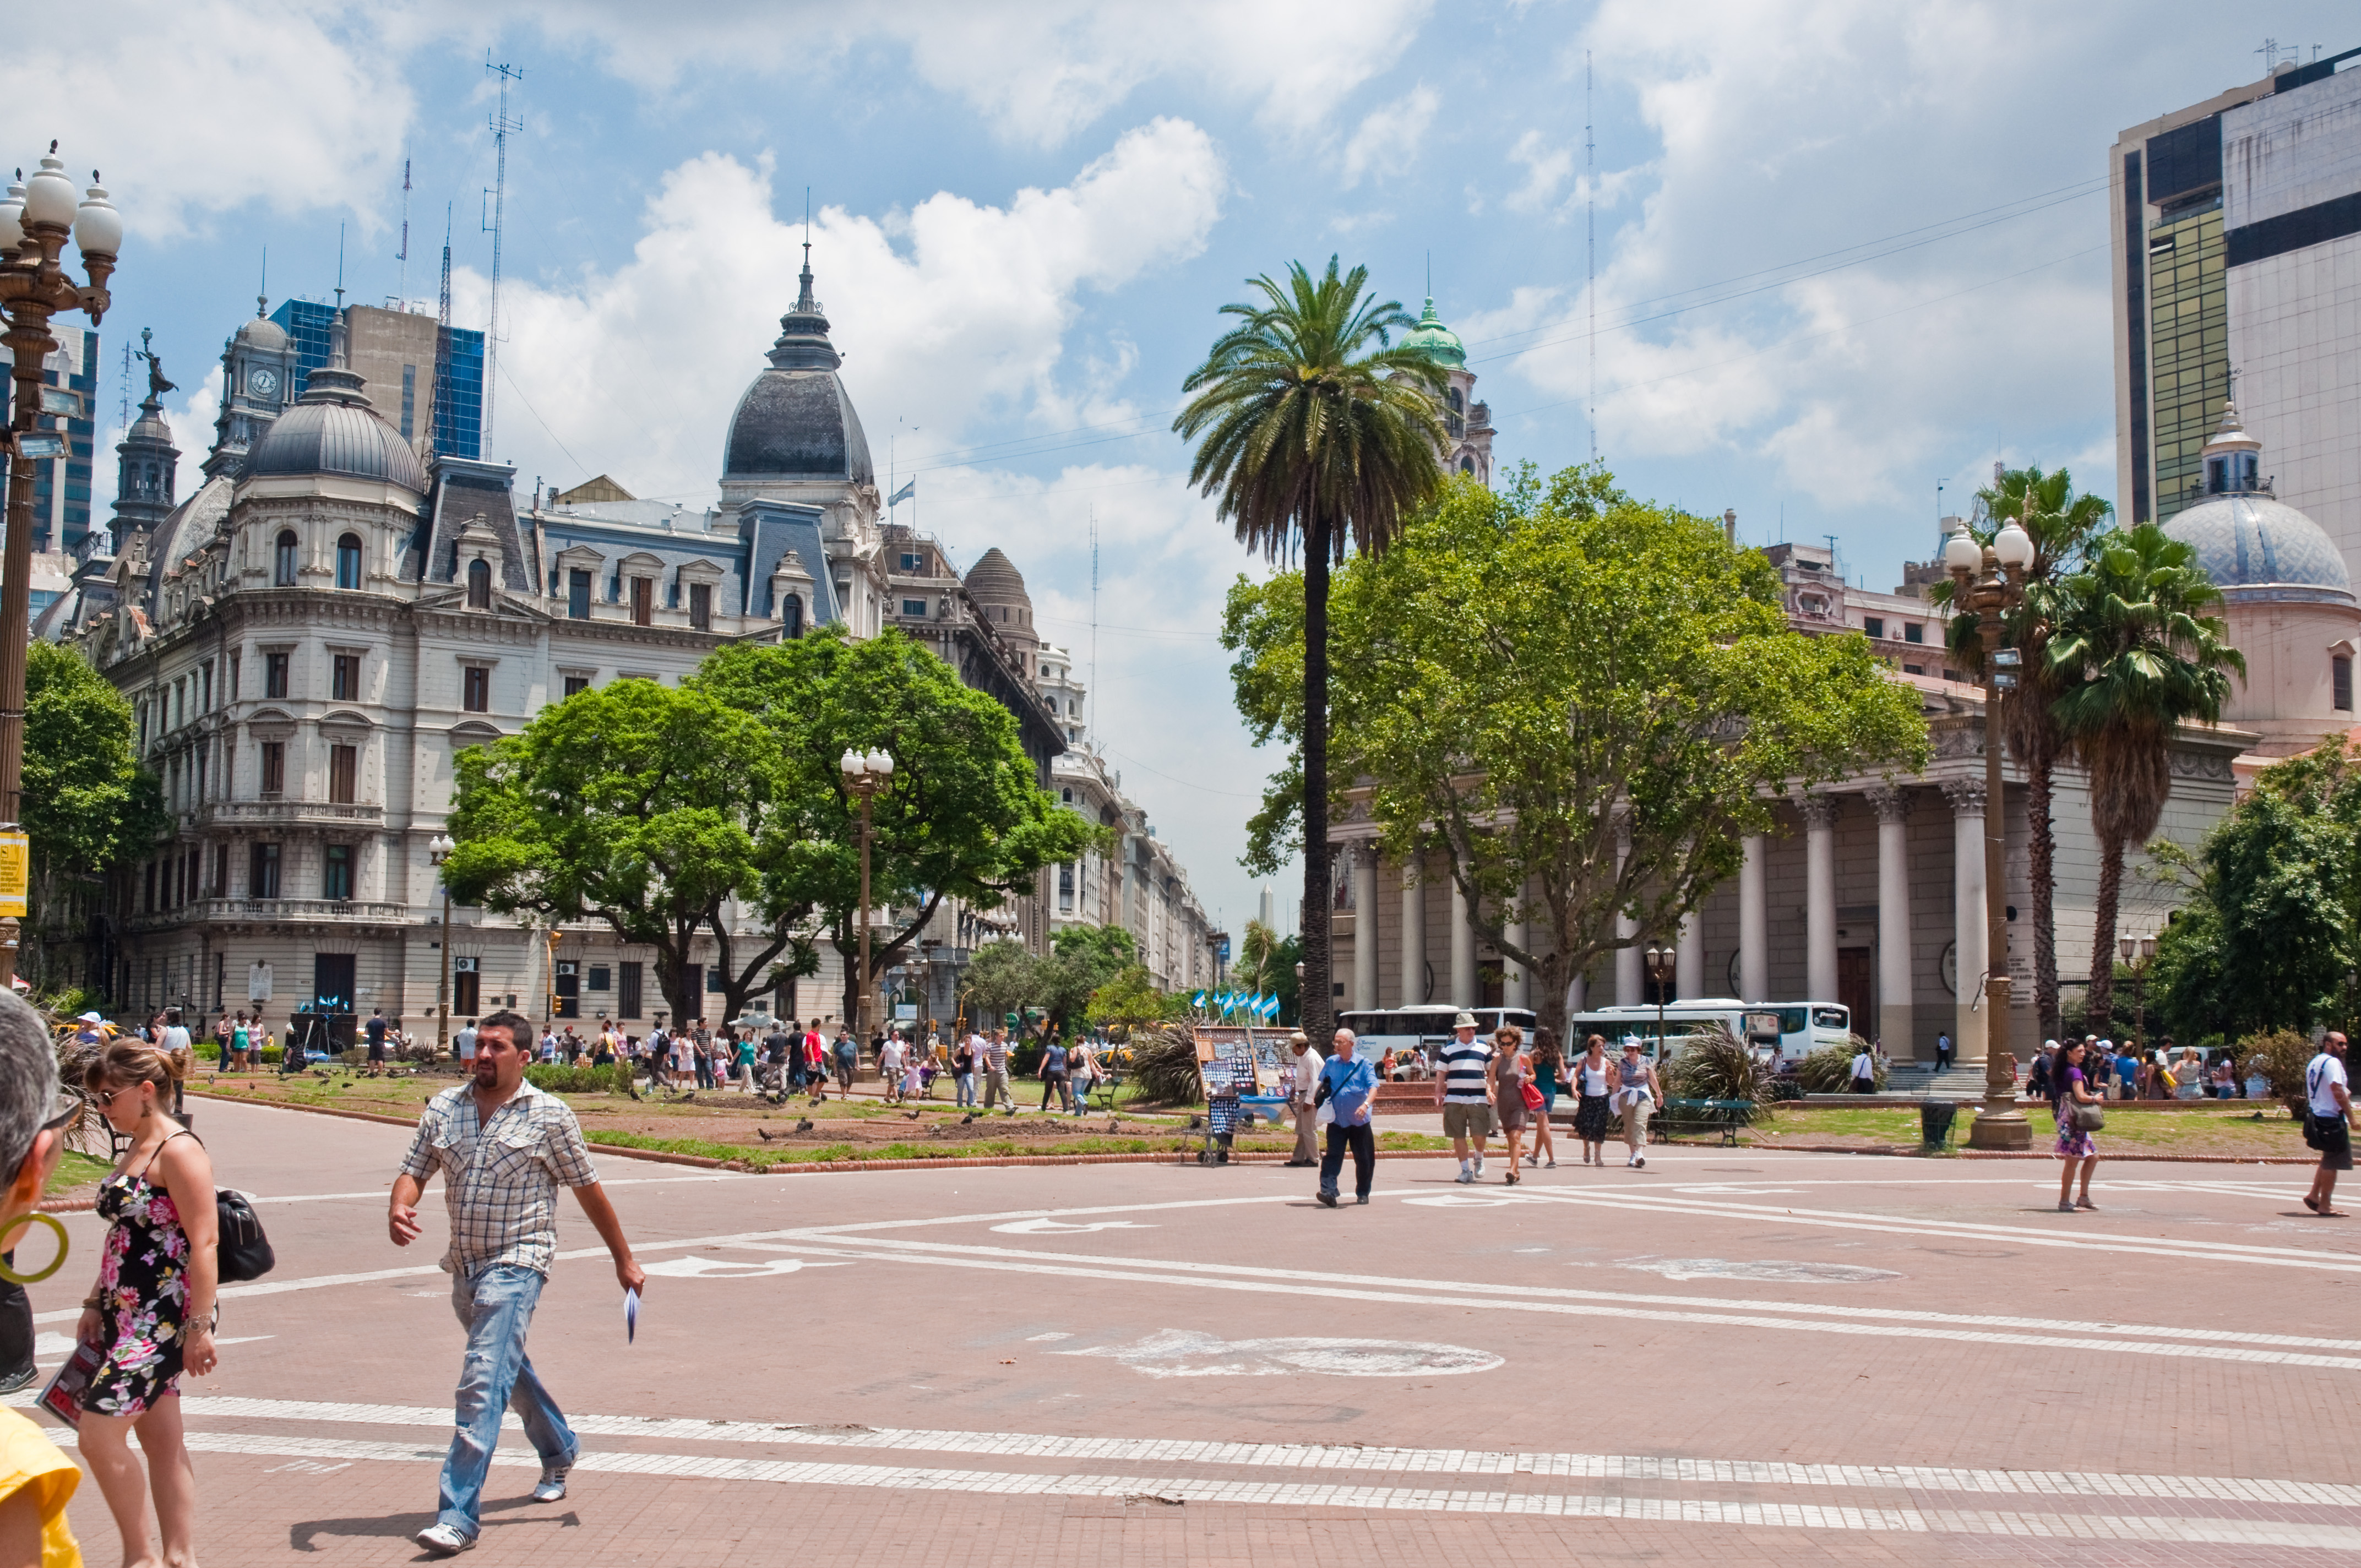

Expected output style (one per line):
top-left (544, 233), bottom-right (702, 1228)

top-left (1335, 1006), bottom-right (1541, 1077)
top-left (1566, 999), bottom-right (1852, 1065)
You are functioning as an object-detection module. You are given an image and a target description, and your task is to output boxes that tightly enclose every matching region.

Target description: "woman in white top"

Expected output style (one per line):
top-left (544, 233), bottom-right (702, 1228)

top-left (1615, 1039), bottom-right (1661, 1169)
top-left (1571, 1035), bottom-right (1617, 1167)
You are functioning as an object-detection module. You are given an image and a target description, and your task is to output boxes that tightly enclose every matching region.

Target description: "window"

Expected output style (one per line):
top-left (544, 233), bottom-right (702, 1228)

top-left (567, 569), bottom-right (592, 619)
top-left (323, 844), bottom-right (352, 901)
top-left (328, 744), bottom-right (357, 804)
top-left (630, 576), bottom-right (652, 625)
top-left (335, 533), bottom-right (363, 590)
top-left (249, 842), bottom-right (280, 899)
top-left (452, 959), bottom-right (480, 1016)
top-left (587, 965), bottom-right (611, 992)
top-left (211, 843), bottom-right (228, 898)
top-left (264, 652), bottom-right (290, 699)
top-left (901, 598), bottom-right (928, 618)
top-left (781, 595), bottom-right (802, 638)
top-left (899, 552), bottom-right (923, 571)
top-left (2338, 656), bottom-right (2354, 714)
top-left (563, 675), bottom-right (590, 699)
top-left (553, 961), bottom-right (580, 1019)
top-left (331, 654), bottom-right (360, 701)
top-left (143, 860), bottom-right (156, 913)
top-left (462, 667), bottom-right (489, 713)
top-left (1903, 622), bottom-right (1924, 644)
top-left (200, 662), bottom-right (213, 711)
top-left (618, 961), bottom-right (643, 1020)
top-left (689, 582), bottom-right (712, 631)
top-left (1902, 663), bottom-right (1925, 676)
top-left (400, 363), bottom-right (416, 439)
top-left (467, 558), bottom-right (491, 609)
top-left (229, 653), bottom-right (239, 701)
top-left (1943, 667), bottom-right (1963, 683)
top-left (259, 742), bottom-right (285, 796)
top-left (274, 530), bottom-right (298, 586)
top-left (1863, 617), bottom-right (1884, 639)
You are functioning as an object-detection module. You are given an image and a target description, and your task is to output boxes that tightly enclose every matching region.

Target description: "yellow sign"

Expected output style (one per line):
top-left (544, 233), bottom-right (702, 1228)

top-left (0, 832), bottom-right (26, 919)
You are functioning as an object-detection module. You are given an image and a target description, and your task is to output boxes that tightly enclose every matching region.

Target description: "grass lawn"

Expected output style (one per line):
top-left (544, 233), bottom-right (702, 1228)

top-left (47, 1150), bottom-right (112, 1195)
top-left (1739, 1104), bottom-right (2309, 1158)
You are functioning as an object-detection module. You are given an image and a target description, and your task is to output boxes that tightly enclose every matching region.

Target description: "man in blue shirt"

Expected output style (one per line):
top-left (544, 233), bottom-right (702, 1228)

top-left (1315, 1028), bottom-right (1380, 1207)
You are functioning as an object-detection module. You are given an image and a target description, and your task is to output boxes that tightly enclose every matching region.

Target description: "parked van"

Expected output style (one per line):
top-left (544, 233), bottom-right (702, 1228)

top-left (1565, 999), bottom-right (1851, 1065)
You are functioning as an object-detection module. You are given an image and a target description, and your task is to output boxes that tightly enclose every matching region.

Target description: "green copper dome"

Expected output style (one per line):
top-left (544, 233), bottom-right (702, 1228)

top-left (1402, 297), bottom-right (1465, 368)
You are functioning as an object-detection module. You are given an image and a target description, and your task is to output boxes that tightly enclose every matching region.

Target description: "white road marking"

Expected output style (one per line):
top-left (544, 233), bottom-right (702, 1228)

top-left (638, 1256), bottom-right (850, 1280)
top-left (989, 1219), bottom-right (1156, 1234)
top-left (33, 1427), bottom-right (2360, 1547)
top-left (1059, 1329), bottom-right (1502, 1378)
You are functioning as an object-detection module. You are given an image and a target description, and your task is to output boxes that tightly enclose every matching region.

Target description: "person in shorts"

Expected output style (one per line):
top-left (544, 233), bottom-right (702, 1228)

top-left (2305, 1032), bottom-right (2354, 1217)
top-left (366, 1008), bottom-right (390, 1072)
top-left (1433, 1012), bottom-right (1494, 1184)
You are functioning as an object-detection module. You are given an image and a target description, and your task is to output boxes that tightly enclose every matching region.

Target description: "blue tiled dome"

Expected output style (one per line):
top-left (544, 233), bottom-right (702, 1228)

top-left (2166, 493), bottom-right (2352, 603)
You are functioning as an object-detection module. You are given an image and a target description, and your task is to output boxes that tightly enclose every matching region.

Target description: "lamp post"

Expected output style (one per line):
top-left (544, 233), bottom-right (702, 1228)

top-left (1945, 518), bottom-right (2037, 1150)
top-left (428, 834), bottom-right (455, 1054)
top-left (1644, 942), bottom-right (1675, 1061)
top-left (2118, 934), bottom-right (2157, 1050)
top-left (0, 151), bottom-right (121, 987)
top-left (840, 747), bottom-right (894, 1061)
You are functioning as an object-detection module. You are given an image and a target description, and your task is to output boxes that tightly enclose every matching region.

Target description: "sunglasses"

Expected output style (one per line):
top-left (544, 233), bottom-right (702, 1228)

top-left (90, 1085), bottom-right (148, 1109)
top-left (39, 1090), bottom-right (83, 1131)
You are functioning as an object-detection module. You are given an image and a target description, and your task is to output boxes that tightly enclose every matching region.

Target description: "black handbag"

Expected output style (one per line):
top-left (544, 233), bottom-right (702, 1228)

top-left (215, 1189), bottom-right (275, 1283)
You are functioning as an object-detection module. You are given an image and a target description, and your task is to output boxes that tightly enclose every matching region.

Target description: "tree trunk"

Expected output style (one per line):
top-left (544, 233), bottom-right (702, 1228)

top-left (1300, 518), bottom-right (1335, 1047)
top-left (2087, 827), bottom-right (2124, 1035)
top-left (2027, 760), bottom-right (2060, 1042)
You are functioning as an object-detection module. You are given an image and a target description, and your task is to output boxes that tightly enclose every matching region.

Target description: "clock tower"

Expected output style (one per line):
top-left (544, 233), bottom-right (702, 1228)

top-left (204, 295), bottom-right (296, 480)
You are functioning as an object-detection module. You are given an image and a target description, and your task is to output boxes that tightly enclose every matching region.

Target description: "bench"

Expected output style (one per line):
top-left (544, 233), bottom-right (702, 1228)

top-left (1090, 1073), bottom-right (1123, 1113)
top-left (1657, 1097), bottom-right (1756, 1146)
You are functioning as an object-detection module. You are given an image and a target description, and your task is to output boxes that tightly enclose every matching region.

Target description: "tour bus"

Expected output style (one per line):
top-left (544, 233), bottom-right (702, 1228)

top-left (1336, 1006), bottom-right (1541, 1078)
top-left (1565, 999), bottom-right (1852, 1066)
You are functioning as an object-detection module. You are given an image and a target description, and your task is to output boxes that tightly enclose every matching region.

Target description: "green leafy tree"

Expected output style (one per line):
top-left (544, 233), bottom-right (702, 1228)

top-left (1220, 573), bottom-right (1307, 875)
top-left (1929, 465), bottom-right (2113, 1039)
top-left (444, 679), bottom-right (785, 1024)
top-left (959, 940), bottom-right (1040, 1037)
top-left (2046, 524), bottom-right (2245, 1030)
top-left (689, 630), bottom-right (1099, 1026)
top-left (1086, 964), bottom-right (1178, 1038)
top-left (21, 643), bottom-right (164, 990)
top-left (1235, 919), bottom-right (1301, 1024)
top-left (1176, 256), bottom-right (1448, 1044)
top-left (1302, 462), bottom-right (1927, 1042)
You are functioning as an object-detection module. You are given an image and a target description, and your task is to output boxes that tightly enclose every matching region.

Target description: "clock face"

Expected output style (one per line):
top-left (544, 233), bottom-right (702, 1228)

top-left (248, 367), bottom-right (279, 398)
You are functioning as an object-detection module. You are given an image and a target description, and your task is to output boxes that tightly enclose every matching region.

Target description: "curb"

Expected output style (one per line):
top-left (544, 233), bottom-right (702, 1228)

top-left (1665, 1137), bottom-right (2316, 1164)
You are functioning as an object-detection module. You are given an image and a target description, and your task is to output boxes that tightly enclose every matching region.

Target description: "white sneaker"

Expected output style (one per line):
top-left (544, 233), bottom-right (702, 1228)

top-left (415, 1523), bottom-right (476, 1556)
top-left (1472, 1155), bottom-right (1486, 1177)
top-left (533, 1464), bottom-right (569, 1502)
top-left (1455, 1167), bottom-right (1475, 1184)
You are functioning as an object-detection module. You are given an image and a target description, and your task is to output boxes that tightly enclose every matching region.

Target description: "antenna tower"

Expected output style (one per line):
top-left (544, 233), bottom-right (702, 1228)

top-left (430, 203), bottom-right (453, 458)
top-left (482, 57), bottom-right (525, 448)
top-left (1586, 49), bottom-right (1597, 464)
top-left (396, 157), bottom-right (411, 308)
top-left (116, 340), bottom-right (132, 430)
top-left (1089, 505), bottom-right (1100, 733)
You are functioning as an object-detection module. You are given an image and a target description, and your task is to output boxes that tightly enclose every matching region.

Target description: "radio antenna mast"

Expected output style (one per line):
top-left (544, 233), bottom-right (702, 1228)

top-left (396, 157), bottom-right (411, 308)
top-left (1586, 48), bottom-right (1597, 464)
top-left (1089, 505), bottom-right (1100, 733)
top-left (482, 56), bottom-right (525, 448)
top-left (430, 203), bottom-right (453, 457)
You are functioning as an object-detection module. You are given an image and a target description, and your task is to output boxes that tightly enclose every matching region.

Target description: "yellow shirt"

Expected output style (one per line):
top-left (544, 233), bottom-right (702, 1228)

top-left (0, 1407), bottom-right (79, 1566)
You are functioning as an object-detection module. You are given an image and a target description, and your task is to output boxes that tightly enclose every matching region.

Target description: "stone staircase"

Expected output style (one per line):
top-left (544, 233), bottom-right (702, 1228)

top-left (1879, 1063), bottom-right (2004, 1099)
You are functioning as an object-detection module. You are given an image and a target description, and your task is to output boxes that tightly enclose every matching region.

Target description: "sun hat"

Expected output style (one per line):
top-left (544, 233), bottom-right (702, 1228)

top-left (75, 1012), bottom-right (102, 1024)
top-left (1453, 1011), bottom-right (1478, 1029)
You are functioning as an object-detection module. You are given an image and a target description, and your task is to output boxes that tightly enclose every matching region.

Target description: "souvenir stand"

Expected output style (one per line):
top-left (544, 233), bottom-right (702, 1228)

top-left (1189, 1024), bottom-right (1288, 1164)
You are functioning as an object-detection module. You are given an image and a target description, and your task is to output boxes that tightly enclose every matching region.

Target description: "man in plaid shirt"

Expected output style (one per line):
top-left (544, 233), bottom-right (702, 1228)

top-left (390, 1010), bottom-right (645, 1556)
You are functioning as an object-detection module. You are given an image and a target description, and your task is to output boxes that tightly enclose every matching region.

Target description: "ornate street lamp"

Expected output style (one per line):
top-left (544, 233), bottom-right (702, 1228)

top-left (428, 834), bottom-right (456, 1054)
top-left (0, 149), bottom-right (122, 985)
top-left (840, 747), bottom-right (895, 1062)
top-left (2118, 934), bottom-right (2158, 1054)
top-left (1945, 516), bottom-right (2037, 1148)
top-left (1644, 942), bottom-right (1676, 1063)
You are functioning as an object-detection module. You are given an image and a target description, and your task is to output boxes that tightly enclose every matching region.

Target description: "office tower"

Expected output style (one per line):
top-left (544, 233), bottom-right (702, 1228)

top-left (0, 322), bottom-right (98, 555)
top-left (269, 301), bottom-right (485, 460)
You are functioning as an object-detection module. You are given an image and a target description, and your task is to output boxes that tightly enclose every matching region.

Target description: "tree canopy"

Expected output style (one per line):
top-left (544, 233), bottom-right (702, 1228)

top-left (956, 923), bottom-right (1138, 1042)
top-left (22, 643), bottom-right (163, 986)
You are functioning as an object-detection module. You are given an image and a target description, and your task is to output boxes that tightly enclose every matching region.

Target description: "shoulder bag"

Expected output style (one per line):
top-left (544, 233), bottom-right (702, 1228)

top-left (153, 1131), bottom-right (277, 1283)
top-left (2066, 1097), bottom-right (2105, 1133)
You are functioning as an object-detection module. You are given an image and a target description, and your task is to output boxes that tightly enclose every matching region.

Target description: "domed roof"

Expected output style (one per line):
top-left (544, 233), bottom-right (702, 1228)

top-left (2166, 492), bottom-right (2352, 601)
top-left (238, 317), bottom-right (425, 493)
top-left (964, 547), bottom-right (1030, 607)
top-left (235, 300), bottom-right (288, 353)
top-left (125, 403), bottom-right (173, 448)
top-left (1402, 297), bottom-right (1465, 368)
top-left (722, 257), bottom-right (874, 485)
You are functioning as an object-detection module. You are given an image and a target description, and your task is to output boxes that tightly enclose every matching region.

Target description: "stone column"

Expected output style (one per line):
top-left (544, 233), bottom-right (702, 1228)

top-left (1398, 853), bottom-right (1426, 1008)
top-left (1802, 793), bottom-right (1840, 1001)
top-left (1869, 787), bottom-right (1915, 1057)
top-left (1675, 911), bottom-right (1704, 1001)
top-left (1450, 874), bottom-right (1477, 1008)
top-left (1350, 843), bottom-right (1380, 1014)
top-left (1739, 833), bottom-right (1769, 1003)
top-left (1615, 821), bottom-right (1642, 1006)
top-left (1943, 778), bottom-right (1988, 1062)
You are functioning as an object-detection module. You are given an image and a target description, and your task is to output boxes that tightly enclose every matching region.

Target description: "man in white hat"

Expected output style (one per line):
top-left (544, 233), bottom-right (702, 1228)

top-left (1433, 1011), bottom-right (1494, 1183)
top-left (1284, 1031), bottom-right (1323, 1167)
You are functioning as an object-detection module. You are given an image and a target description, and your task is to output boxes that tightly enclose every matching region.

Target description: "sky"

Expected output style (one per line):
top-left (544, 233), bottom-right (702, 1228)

top-left (20, 0), bottom-right (2355, 942)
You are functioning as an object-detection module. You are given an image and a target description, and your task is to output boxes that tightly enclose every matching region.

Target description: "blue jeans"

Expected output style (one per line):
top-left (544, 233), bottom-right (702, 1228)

top-left (438, 1263), bottom-right (576, 1541)
top-left (955, 1072), bottom-right (975, 1107)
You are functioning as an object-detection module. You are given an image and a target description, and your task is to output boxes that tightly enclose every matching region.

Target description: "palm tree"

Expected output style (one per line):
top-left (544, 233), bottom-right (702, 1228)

top-left (2046, 524), bottom-right (2245, 1032)
top-left (1930, 466), bottom-right (2112, 1040)
top-left (1175, 258), bottom-right (1448, 1043)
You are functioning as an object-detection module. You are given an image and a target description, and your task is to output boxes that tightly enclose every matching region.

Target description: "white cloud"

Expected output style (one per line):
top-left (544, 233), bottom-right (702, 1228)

top-left (1341, 86), bottom-right (1440, 190)
top-left (472, 119), bottom-right (1226, 502)
top-left (0, 1), bottom-right (410, 239)
top-left (1504, 129), bottom-right (1575, 214)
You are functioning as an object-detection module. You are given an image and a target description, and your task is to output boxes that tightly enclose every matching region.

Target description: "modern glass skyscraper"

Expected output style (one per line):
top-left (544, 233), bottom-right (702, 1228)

top-left (269, 300), bottom-right (484, 460)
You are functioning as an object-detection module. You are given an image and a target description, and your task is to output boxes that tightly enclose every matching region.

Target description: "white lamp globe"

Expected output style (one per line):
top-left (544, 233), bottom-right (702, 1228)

top-left (0, 178), bottom-right (23, 253)
top-left (1943, 532), bottom-right (1982, 574)
top-left (840, 748), bottom-right (866, 776)
top-left (868, 749), bottom-right (894, 776)
top-left (73, 176), bottom-right (121, 258)
top-left (22, 153), bottom-right (74, 230)
top-left (1993, 521), bottom-right (2035, 570)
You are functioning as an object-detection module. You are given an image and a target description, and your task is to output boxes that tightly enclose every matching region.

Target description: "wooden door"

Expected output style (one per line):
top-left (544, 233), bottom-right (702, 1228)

top-left (1837, 948), bottom-right (1874, 1040)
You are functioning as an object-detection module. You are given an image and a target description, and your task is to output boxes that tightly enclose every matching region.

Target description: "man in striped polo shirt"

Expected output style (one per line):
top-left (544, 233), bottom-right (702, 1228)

top-left (1433, 1011), bottom-right (1496, 1184)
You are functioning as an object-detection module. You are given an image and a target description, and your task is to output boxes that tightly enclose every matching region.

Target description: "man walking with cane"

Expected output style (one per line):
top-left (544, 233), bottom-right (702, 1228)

top-left (390, 1010), bottom-right (646, 1556)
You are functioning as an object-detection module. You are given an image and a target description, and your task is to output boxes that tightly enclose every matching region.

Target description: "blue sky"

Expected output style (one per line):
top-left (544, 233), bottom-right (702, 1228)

top-left (22, 0), bottom-right (2354, 939)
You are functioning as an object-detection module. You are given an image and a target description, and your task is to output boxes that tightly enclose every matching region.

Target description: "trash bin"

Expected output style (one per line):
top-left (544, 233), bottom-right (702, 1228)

top-left (1919, 1099), bottom-right (1958, 1150)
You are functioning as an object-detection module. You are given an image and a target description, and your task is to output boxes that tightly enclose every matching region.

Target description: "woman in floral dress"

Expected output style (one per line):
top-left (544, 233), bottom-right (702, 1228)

top-left (2052, 1038), bottom-right (2102, 1212)
top-left (75, 1041), bottom-right (220, 1568)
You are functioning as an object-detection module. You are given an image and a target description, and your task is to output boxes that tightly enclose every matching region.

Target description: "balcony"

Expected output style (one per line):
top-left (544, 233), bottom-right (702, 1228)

top-left (202, 801), bottom-right (385, 828)
top-left (124, 897), bottom-right (413, 933)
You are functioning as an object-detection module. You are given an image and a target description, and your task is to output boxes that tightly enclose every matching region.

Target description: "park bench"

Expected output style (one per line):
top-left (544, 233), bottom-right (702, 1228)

top-left (1657, 1097), bottom-right (1755, 1146)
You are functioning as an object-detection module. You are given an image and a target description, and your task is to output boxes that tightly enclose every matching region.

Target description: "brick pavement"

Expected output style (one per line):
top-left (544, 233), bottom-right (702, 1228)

top-left (21, 1096), bottom-right (2361, 1565)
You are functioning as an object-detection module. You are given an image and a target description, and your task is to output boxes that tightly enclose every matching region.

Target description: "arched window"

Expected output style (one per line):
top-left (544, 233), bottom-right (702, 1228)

top-left (273, 530), bottom-right (298, 587)
top-left (466, 558), bottom-right (492, 609)
top-left (781, 594), bottom-right (803, 639)
top-left (2336, 655), bottom-right (2353, 714)
top-left (1460, 456), bottom-right (1476, 475)
top-left (335, 533), bottom-right (363, 590)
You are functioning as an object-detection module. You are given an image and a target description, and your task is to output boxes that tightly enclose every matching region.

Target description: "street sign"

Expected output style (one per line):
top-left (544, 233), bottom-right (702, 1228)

top-left (247, 962), bottom-right (273, 1002)
top-left (893, 1003), bottom-right (917, 1022)
top-left (0, 831), bottom-right (25, 918)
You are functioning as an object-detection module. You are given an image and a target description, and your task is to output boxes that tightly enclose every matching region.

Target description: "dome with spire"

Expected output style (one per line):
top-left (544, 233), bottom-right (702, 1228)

top-left (2164, 399), bottom-right (2350, 603)
top-left (235, 295), bottom-right (289, 353)
top-left (1402, 297), bottom-right (1466, 368)
top-left (240, 311), bottom-right (426, 492)
top-left (723, 253), bottom-right (875, 485)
